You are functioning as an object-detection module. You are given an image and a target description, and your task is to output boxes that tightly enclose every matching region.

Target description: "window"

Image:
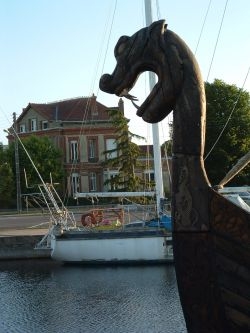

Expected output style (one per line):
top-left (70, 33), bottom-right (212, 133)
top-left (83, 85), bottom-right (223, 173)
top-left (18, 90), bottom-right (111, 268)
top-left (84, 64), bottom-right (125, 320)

top-left (71, 173), bottom-right (79, 195)
top-left (105, 138), bottom-right (117, 159)
top-left (144, 169), bottom-right (155, 182)
top-left (89, 172), bottom-right (97, 191)
top-left (88, 139), bottom-right (96, 158)
top-left (103, 170), bottom-right (119, 191)
top-left (42, 121), bottom-right (48, 130)
top-left (88, 138), bottom-right (98, 162)
top-left (20, 124), bottom-right (26, 133)
top-left (31, 118), bottom-right (37, 131)
top-left (70, 140), bottom-right (79, 162)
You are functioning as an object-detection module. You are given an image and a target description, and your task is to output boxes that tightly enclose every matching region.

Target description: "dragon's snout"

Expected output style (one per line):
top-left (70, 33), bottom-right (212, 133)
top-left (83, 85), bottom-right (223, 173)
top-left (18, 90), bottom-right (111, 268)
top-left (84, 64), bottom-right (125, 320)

top-left (99, 74), bottom-right (114, 93)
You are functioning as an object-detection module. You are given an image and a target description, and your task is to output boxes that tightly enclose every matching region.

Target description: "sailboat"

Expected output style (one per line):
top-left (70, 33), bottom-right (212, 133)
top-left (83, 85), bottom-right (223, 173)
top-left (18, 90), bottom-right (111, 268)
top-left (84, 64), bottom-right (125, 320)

top-left (99, 19), bottom-right (250, 332)
top-left (35, 181), bottom-right (173, 263)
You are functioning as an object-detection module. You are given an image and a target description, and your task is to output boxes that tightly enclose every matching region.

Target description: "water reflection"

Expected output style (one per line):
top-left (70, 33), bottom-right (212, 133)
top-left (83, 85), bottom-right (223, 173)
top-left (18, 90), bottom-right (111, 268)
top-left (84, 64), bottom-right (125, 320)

top-left (0, 260), bottom-right (187, 333)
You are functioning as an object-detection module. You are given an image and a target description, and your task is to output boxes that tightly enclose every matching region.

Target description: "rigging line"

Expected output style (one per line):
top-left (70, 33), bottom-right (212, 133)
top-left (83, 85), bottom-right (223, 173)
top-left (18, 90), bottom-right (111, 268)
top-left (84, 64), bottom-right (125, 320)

top-left (8, 125), bottom-right (50, 191)
top-left (65, 96), bottom-right (99, 204)
top-left (205, 65), bottom-right (250, 160)
top-left (71, 0), bottom-right (118, 148)
top-left (78, 4), bottom-right (114, 130)
top-left (206, 0), bottom-right (228, 81)
top-left (88, 0), bottom-right (117, 98)
top-left (67, 1), bottom-right (118, 201)
top-left (163, 141), bottom-right (172, 186)
top-left (194, 0), bottom-right (212, 55)
top-left (160, 121), bottom-right (172, 186)
top-left (63, 98), bottom-right (91, 194)
top-left (96, 0), bottom-right (117, 98)
top-left (0, 103), bottom-right (18, 139)
top-left (156, 0), bottom-right (161, 19)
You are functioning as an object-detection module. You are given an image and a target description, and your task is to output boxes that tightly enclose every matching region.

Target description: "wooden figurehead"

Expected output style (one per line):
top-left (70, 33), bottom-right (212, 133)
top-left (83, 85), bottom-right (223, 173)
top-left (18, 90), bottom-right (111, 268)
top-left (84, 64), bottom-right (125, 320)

top-left (99, 20), bottom-right (250, 333)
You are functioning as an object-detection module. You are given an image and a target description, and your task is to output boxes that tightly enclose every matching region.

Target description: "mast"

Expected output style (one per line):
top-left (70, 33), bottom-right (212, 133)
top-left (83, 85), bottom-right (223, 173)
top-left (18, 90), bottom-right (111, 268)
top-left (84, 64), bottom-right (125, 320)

top-left (144, 0), bottom-right (164, 216)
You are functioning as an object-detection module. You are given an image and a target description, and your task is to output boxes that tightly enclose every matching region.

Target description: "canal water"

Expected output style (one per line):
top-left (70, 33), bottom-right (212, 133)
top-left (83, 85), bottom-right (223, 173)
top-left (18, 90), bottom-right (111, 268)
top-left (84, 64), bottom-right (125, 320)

top-left (0, 260), bottom-right (187, 333)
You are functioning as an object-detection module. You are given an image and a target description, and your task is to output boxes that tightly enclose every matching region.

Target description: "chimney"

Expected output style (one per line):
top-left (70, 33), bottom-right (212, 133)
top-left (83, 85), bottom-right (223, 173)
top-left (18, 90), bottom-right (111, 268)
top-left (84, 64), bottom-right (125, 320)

top-left (55, 105), bottom-right (59, 122)
top-left (118, 98), bottom-right (124, 114)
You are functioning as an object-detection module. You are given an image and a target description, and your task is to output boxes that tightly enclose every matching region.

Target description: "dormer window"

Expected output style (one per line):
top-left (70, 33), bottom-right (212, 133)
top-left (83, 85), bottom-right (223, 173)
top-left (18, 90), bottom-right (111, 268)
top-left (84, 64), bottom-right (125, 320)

top-left (20, 124), bottom-right (26, 133)
top-left (31, 118), bottom-right (37, 131)
top-left (42, 121), bottom-right (48, 130)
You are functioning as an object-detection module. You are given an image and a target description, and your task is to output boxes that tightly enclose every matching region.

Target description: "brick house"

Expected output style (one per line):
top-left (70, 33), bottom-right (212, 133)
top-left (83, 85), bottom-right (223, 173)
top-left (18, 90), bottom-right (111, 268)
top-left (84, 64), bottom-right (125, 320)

top-left (8, 95), bottom-right (171, 197)
top-left (9, 95), bottom-right (124, 195)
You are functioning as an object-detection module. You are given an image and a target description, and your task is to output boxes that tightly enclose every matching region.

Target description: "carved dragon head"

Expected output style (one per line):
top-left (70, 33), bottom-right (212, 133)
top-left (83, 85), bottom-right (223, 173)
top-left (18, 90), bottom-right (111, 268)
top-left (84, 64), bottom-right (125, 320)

top-left (99, 20), bottom-right (183, 123)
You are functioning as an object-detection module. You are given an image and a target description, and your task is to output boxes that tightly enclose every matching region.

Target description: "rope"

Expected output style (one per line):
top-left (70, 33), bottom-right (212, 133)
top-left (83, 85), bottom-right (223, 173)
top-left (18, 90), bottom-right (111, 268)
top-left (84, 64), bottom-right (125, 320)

top-left (64, 0), bottom-right (118, 204)
top-left (206, 0), bottom-right (228, 81)
top-left (194, 0), bottom-right (212, 55)
top-left (96, 0), bottom-right (117, 97)
top-left (156, 0), bottom-right (161, 19)
top-left (205, 65), bottom-right (250, 160)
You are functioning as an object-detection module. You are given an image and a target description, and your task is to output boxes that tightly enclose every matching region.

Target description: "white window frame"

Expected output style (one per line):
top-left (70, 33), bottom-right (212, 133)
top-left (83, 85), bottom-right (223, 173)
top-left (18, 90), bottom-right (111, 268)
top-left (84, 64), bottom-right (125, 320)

top-left (105, 138), bottom-right (117, 159)
top-left (20, 124), bottom-right (26, 133)
top-left (144, 169), bottom-right (155, 182)
top-left (70, 140), bottom-right (78, 162)
top-left (42, 121), bottom-right (48, 130)
top-left (103, 170), bottom-right (119, 191)
top-left (31, 118), bottom-right (37, 131)
top-left (89, 139), bottom-right (96, 158)
top-left (71, 173), bottom-right (79, 195)
top-left (89, 172), bottom-right (97, 191)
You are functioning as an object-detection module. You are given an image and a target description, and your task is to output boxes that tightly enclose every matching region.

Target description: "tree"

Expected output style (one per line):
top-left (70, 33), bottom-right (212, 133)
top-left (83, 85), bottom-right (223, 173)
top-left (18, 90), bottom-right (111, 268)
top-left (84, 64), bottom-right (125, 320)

top-left (0, 143), bottom-right (15, 208)
top-left (161, 80), bottom-right (250, 186)
top-left (204, 79), bottom-right (250, 185)
top-left (6, 136), bottom-right (65, 197)
top-left (161, 139), bottom-right (172, 156)
top-left (102, 108), bottom-right (145, 192)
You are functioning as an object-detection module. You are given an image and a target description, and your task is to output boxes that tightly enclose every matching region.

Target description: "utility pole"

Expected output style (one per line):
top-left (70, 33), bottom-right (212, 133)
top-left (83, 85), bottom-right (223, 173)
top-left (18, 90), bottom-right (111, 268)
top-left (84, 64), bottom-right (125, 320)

top-left (13, 112), bottom-right (22, 213)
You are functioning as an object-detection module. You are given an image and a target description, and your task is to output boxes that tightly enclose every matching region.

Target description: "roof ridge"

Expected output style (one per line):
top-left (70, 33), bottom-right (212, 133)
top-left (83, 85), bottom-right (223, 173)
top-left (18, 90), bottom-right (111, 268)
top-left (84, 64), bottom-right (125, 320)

top-left (43, 95), bottom-right (95, 105)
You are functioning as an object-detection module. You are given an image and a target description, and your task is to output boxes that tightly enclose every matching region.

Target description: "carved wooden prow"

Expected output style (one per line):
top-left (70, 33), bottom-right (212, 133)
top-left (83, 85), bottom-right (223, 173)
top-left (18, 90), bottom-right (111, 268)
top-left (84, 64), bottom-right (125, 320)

top-left (100, 20), bottom-right (250, 333)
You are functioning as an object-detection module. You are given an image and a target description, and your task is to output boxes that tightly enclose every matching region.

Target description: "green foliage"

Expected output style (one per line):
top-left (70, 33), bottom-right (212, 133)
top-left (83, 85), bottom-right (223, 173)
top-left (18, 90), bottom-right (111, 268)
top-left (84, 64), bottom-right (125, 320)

top-left (0, 144), bottom-right (14, 207)
top-left (161, 80), bottom-right (250, 186)
top-left (205, 79), bottom-right (250, 185)
top-left (103, 108), bottom-right (146, 192)
top-left (6, 136), bottom-right (65, 196)
top-left (161, 140), bottom-right (172, 156)
top-left (0, 162), bottom-right (15, 208)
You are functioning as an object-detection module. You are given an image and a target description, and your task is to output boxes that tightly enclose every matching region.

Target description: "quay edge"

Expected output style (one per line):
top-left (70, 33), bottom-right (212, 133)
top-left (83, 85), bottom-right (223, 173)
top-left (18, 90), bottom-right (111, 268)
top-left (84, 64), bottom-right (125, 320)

top-left (0, 235), bottom-right (51, 260)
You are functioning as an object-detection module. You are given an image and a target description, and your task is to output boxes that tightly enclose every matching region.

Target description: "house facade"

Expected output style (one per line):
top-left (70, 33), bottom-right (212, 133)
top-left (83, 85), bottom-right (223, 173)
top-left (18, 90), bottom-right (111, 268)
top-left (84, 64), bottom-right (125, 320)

top-left (8, 95), bottom-right (171, 197)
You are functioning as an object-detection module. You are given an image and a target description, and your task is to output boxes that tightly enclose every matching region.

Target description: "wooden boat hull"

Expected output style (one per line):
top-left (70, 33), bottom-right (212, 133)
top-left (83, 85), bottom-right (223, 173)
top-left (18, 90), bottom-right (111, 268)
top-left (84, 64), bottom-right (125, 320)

top-left (51, 229), bottom-right (173, 264)
top-left (173, 191), bottom-right (250, 333)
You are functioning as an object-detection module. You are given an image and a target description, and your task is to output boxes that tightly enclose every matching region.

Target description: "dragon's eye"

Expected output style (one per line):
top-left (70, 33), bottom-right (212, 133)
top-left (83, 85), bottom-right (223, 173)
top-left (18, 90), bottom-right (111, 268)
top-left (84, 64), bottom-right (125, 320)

top-left (115, 35), bottom-right (129, 56)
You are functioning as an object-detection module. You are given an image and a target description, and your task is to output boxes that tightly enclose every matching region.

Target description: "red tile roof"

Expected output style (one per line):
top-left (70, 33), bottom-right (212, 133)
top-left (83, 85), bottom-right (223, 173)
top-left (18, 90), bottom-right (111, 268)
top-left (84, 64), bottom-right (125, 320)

top-left (19, 95), bottom-right (118, 122)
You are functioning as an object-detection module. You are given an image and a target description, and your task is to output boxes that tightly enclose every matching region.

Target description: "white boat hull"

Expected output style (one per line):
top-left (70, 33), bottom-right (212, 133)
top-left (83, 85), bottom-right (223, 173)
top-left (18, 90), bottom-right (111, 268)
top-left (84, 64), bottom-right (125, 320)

top-left (50, 230), bottom-right (173, 264)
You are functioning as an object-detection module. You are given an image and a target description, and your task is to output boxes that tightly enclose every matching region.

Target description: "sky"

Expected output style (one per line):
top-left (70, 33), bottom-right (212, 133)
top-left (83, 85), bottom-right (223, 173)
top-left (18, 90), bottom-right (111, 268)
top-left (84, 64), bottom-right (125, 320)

top-left (0, 0), bottom-right (249, 145)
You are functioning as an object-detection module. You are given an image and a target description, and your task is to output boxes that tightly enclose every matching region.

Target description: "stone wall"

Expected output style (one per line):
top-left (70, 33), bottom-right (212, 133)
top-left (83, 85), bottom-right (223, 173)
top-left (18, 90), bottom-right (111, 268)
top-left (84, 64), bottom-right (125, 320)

top-left (0, 235), bottom-right (51, 260)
